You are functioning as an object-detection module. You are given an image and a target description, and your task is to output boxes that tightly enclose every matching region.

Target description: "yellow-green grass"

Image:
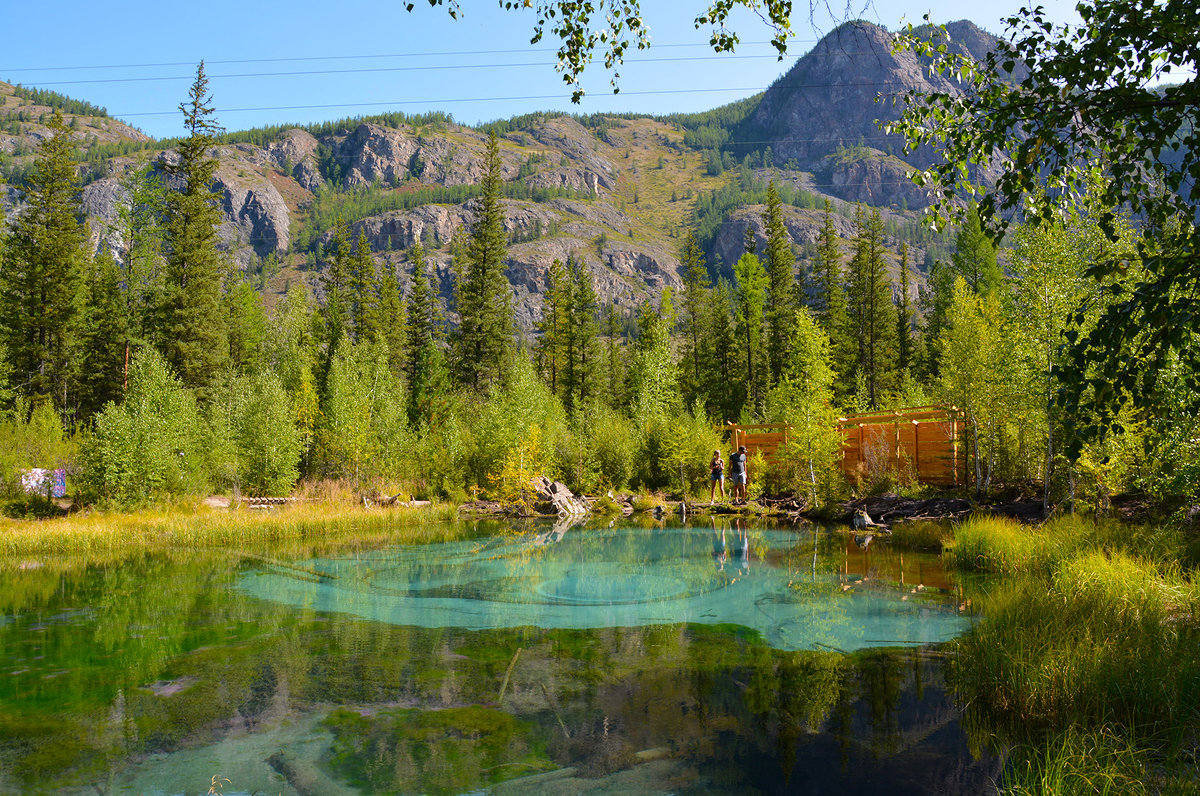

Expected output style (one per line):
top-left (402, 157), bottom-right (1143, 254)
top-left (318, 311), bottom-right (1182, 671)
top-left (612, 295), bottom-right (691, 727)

top-left (1002, 725), bottom-right (1151, 796)
top-left (945, 514), bottom-right (1103, 574)
top-left (951, 547), bottom-right (1200, 736)
top-left (888, 519), bottom-right (953, 551)
top-left (0, 499), bottom-right (462, 561)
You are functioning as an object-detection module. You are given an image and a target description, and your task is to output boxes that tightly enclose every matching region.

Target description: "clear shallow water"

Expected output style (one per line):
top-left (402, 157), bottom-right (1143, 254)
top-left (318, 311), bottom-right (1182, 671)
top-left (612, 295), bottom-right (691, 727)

top-left (0, 519), bottom-right (998, 795)
top-left (239, 525), bottom-right (972, 650)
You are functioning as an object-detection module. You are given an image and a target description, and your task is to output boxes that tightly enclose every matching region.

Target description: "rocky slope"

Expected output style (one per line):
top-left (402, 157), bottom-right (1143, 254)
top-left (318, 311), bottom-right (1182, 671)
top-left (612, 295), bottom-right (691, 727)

top-left (1, 21), bottom-right (992, 329)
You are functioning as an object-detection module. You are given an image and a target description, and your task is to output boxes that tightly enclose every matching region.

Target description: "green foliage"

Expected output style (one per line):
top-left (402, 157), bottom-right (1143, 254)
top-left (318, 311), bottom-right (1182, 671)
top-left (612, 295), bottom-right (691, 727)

top-left (733, 253), bottom-right (768, 415)
top-left (78, 349), bottom-right (209, 505)
top-left (763, 308), bottom-right (842, 504)
top-left (160, 63), bottom-right (228, 400)
top-left (229, 372), bottom-right (304, 496)
top-left (891, 5), bottom-right (1200, 456)
top-left (453, 133), bottom-right (514, 392)
top-left (1, 111), bottom-right (88, 411)
top-left (0, 399), bottom-right (78, 499)
top-left (466, 355), bottom-right (567, 496)
top-left (845, 206), bottom-right (897, 408)
top-left (316, 340), bottom-right (411, 484)
top-left (8, 84), bottom-right (109, 118)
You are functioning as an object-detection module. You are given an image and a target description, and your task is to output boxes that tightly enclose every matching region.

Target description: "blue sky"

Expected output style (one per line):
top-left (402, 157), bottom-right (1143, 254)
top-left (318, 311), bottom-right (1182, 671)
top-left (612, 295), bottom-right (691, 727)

top-left (1, 0), bottom-right (1082, 139)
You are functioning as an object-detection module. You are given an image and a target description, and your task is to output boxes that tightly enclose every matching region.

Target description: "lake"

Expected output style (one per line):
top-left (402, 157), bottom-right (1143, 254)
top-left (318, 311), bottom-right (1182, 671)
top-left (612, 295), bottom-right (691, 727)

top-left (0, 517), bottom-right (1000, 794)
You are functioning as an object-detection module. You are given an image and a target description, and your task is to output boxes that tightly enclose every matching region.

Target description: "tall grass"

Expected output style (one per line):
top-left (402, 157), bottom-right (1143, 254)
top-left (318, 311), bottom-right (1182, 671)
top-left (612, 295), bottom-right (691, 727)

top-left (0, 500), bottom-right (461, 560)
top-left (952, 548), bottom-right (1200, 735)
top-left (946, 514), bottom-right (1102, 574)
top-left (1003, 726), bottom-right (1150, 796)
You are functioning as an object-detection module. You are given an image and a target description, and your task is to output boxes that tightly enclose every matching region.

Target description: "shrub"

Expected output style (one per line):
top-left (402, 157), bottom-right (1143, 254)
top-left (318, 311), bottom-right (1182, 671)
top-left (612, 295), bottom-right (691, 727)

top-left (78, 349), bottom-right (209, 506)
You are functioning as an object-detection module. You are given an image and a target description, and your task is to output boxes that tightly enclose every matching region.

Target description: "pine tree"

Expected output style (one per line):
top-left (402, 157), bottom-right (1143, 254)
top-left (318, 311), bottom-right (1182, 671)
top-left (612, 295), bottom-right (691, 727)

top-left (321, 217), bottom-right (352, 357)
top-left (705, 277), bottom-right (740, 422)
top-left (951, 206), bottom-right (1004, 295)
top-left (404, 242), bottom-right (447, 427)
top-left (602, 301), bottom-right (625, 409)
top-left (224, 277), bottom-right (267, 374)
top-left (453, 132), bottom-right (513, 390)
top-left (116, 164), bottom-right (167, 361)
top-left (846, 207), bottom-right (898, 408)
top-left (678, 230), bottom-right (710, 406)
top-left (918, 258), bottom-right (955, 379)
top-left (536, 257), bottom-right (571, 394)
top-left (896, 241), bottom-right (915, 376)
top-left (161, 62), bottom-right (228, 401)
top-left (564, 256), bottom-right (599, 411)
top-left (763, 180), bottom-right (795, 387)
top-left (376, 260), bottom-right (406, 379)
top-left (812, 200), bottom-right (853, 382)
top-left (349, 229), bottom-right (380, 343)
top-left (733, 252), bottom-right (768, 417)
top-left (1, 110), bottom-right (88, 412)
top-left (75, 247), bottom-right (128, 420)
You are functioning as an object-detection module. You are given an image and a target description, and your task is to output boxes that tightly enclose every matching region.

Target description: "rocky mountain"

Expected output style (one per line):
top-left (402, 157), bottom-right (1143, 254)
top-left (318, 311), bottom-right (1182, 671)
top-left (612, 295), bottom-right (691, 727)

top-left (1, 21), bottom-right (995, 329)
top-left (737, 20), bottom-right (1006, 208)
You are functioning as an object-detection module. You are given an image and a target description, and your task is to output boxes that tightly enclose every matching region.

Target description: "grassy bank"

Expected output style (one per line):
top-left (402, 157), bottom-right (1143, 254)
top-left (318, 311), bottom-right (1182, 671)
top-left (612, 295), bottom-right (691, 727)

top-left (943, 514), bottom-right (1200, 794)
top-left (0, 499), bottom-right (462, 560)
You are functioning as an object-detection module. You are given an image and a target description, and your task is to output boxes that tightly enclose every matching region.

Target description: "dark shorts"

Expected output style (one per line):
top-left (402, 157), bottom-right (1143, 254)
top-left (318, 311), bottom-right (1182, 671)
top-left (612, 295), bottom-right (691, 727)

top-left (731, 473), bottom-right (747, 486)
top-left (710, 472), bottom-right (724, 482)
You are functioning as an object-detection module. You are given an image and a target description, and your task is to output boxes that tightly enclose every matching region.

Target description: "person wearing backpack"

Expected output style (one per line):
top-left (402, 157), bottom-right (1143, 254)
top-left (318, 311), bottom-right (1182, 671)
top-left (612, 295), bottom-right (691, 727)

top-left (728, 445), bottom-right (748, 504)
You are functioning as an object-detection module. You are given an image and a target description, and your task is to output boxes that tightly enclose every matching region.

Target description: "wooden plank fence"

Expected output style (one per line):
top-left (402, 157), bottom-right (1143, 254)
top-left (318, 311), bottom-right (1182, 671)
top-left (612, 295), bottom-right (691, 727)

top-left (721, 405), bottom-right (964, 486)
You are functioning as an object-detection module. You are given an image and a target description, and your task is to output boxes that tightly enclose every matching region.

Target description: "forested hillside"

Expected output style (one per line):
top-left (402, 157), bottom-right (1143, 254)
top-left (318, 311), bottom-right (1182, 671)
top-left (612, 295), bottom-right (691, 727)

top-left (0, 18), bottom-right (1195, 515)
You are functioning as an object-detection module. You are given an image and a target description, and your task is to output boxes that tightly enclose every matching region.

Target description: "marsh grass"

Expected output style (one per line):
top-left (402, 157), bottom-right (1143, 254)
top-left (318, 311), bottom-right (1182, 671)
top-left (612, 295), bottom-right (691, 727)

top-left (888, 519), bottom-right (953, 550)
top-left (946, 514), bottom-right (1102, 574)
top-left (0, 500), bottom-right (462, 560)
top-left (1003, 726), bottom-right (1150, 796)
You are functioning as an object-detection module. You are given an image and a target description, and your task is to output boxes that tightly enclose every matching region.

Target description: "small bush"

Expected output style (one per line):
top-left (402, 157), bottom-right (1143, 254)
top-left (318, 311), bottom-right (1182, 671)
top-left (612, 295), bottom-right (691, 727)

top-left (889, 520), bottom-right (953, 551)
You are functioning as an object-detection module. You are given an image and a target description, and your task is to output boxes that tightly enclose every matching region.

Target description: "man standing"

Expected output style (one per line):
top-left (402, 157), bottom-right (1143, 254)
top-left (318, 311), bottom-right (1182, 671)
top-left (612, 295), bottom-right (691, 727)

top-left (729, 445), bottom-right (749, 504)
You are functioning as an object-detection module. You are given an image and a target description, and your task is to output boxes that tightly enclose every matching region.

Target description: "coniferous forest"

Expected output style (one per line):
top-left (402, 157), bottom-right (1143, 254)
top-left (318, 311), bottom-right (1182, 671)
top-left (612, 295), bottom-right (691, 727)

top-left (0, 57), bottom-right (1197, 514)
top-left (3, 5), bottom-right (1200, 795)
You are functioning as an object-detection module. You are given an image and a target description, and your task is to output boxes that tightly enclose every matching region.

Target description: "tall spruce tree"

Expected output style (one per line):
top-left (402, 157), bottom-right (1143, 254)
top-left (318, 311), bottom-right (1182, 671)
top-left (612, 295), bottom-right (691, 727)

top-left (453, 132), bottom-right (513, 390)
top-left (322, 217), bottom-right (352, 357)
top-left (763, 180), bottom-right (795, 387)
top-left (161, 62), bottom-right (228, 400)
top-left (706, 277), bottom-right (740, 421)
top-left (349, 229), bottom-right (380, 342)
top-left (536, 257), bottom-right (571, 394)
top-left (377, 260), bottom-right (406, 379)
top-left (950, 206), bottom-right (1003, 295)
top-left (846, 207), bottom-right (898, 408)
top-left (678, 230), bottom-right (710, 406)
top-left (1, 110), bottom-right (88, 413)
top-left (812, 200), bottom-right (853, 382)
top-left (896, 242), bottom-right (915, 376)
top-left (602, 301), bottom-right (625, 409)
top-left (75, 247), bottom-right (128, 419)
top-left (404, 242), bottom-right (447, 427)
top-left (733, 252), bottom-right (768, 417)
top-left (564, 256), bottom-right (599, 411)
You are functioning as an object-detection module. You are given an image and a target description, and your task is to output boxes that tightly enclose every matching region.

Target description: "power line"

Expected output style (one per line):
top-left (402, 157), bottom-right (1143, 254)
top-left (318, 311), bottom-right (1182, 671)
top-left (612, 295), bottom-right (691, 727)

top-left (17, 53), bottom-right (812, 88)
top-left (109, 83), bottom-right (921, 118)
top-left (0, 40), bottom-right (816, 74)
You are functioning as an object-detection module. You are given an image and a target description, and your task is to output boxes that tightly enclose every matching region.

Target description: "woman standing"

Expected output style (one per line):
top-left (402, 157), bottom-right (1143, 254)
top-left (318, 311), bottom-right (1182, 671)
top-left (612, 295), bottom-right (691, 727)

top-left (708, 450), bottom-right (725, 502)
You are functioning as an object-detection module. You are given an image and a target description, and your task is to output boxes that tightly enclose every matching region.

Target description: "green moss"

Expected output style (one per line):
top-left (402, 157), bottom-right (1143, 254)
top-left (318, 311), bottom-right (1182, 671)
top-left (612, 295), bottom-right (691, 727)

top-left (323, 706), bottom-right (555, 794)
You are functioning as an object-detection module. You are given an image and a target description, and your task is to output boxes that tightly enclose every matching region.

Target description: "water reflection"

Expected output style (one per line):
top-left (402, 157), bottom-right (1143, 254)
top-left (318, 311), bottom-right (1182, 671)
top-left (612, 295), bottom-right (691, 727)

top-left (238, 522), bottom-right (971, 651)
top-left (0, 520), bottom-right (996, 795)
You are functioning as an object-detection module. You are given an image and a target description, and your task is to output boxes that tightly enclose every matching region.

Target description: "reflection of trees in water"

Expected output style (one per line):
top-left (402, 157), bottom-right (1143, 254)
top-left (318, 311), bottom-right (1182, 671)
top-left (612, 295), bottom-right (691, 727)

top-left (0, 530), bottom-right (971, 793)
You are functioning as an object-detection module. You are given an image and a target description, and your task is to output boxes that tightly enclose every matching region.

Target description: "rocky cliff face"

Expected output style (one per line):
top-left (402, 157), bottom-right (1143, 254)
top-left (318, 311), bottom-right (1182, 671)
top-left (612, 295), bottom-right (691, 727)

top-left (740, 19), bottom-right (1004, 208)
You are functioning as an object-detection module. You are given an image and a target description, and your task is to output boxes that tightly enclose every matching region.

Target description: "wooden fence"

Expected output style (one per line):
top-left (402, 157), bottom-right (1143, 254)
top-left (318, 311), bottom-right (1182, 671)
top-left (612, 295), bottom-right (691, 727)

top-left (838, 406), bottom-right (963, 486)
top-left (721, 405), bottom-right (964, 486)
